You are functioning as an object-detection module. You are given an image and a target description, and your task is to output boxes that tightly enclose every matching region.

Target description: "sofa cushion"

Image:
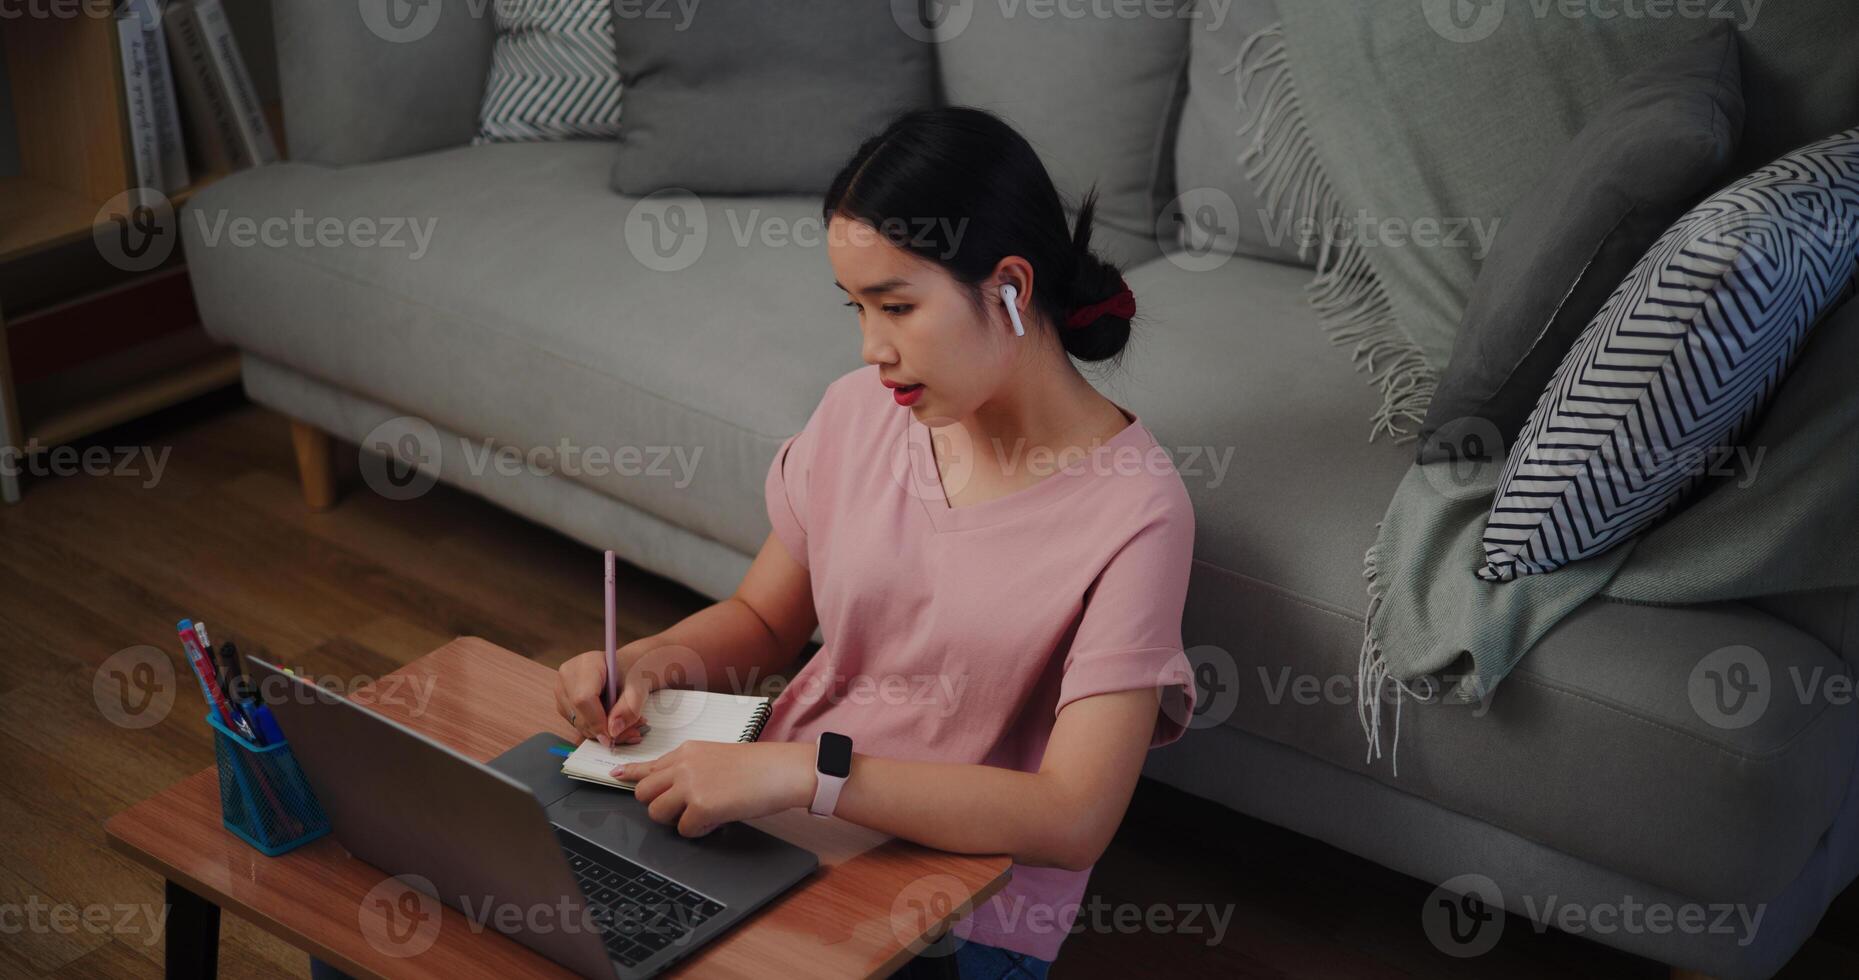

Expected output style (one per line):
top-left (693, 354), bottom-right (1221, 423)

top-left (184, 141), bottom-right (866, 554)
top-left (607, 0), bottom-right (933, 195)
top-left (934, 3), bottom-right (1186, 269)
top-left (1122, 254), bottom-right (1858, 904)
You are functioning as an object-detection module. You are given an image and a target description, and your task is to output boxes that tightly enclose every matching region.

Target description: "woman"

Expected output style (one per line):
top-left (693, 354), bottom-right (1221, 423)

top-left (555, 105), bottom-right (1198, 977)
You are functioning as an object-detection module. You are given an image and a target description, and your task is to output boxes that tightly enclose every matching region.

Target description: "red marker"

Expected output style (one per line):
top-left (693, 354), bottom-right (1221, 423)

top-left (178, 620), bottom-right (253, 742)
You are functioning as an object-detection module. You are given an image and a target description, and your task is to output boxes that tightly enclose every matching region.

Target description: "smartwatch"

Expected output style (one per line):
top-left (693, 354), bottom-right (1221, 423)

top-left (809, 731), bottom-right (853, 818)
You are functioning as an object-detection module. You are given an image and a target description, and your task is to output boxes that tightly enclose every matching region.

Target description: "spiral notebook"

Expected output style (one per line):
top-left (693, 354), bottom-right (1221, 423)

top-left (560, 688), bottom-right (774, 790)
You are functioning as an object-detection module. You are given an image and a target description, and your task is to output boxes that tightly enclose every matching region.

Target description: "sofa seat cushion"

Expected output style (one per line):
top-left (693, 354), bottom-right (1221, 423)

top-left (1122, 255), bottom-right (1859, 905)
top-left (184, 142), bottom-right (866, 555)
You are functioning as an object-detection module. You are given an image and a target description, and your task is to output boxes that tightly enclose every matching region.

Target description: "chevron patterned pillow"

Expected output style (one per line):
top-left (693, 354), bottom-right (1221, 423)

top-left (477, 0), bottom-right (623, 143)
top-left (1479, 127), bottom-right (1859, 582)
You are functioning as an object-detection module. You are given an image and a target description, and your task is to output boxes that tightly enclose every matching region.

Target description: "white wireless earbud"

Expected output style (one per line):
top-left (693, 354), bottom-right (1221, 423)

top-left (1000, 283), bottom-right (1027, 337)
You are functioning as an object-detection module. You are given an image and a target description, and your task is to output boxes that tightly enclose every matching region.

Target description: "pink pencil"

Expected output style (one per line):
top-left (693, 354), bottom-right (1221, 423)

top-left (604, 550), bottom-right (617, 710)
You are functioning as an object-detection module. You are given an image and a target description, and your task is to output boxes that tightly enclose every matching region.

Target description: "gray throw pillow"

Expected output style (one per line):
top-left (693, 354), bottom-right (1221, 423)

top-left (934, 1), bottom-right (1188, 269)
top-left (1165, 0), bottom-right (1309, 267)
top-left (1417, 26), bottom-right (1744, 465)
top-left (607, 0), bottom-right (932, 195)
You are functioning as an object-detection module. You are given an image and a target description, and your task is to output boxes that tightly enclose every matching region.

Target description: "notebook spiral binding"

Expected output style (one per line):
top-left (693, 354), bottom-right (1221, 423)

top-left (738, 700), bottom-right (773, 742)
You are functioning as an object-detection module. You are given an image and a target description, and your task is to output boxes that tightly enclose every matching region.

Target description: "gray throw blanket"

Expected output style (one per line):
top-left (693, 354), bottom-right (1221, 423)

top-left (1360, 296), bottom-right (1859, 772)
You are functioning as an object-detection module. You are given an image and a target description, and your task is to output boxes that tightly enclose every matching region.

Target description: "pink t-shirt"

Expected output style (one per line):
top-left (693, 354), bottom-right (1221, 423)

top-left (759, 364), bottom-right (1197, 962)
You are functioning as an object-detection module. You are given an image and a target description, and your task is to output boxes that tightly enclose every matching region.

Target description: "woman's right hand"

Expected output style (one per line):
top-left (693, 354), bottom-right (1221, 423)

top-left (555, 648), bottom-right (653, 748)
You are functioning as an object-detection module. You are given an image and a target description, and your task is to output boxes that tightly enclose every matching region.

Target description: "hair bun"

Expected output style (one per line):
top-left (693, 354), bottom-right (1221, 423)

top-left (1062, 188), bottom-right (1134, 364)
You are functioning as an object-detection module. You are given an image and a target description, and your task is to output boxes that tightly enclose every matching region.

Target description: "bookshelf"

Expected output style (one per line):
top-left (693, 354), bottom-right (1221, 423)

top-left (0, 8), bottom-right (273, 503)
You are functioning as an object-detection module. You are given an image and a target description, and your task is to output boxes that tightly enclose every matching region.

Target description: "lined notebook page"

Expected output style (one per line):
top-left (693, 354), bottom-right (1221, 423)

top-left (561, 688), bottom-right (772, 789)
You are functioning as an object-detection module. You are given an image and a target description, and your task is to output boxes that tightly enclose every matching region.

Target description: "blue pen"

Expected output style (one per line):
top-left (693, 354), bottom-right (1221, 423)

top-left (248, 703), bottom-right (286, 745)
top-left (215, 642), bottom-right (265, 744)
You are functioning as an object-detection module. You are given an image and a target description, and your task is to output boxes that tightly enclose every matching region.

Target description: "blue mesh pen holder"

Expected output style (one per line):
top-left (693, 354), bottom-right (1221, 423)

top-left (206, 711), bottom-right (331, 856)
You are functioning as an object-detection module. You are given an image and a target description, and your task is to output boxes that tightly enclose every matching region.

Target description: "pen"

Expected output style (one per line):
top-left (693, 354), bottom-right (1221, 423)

top-left (604, 549), bottom-right (618, 711)
top-left (178, 619), bottom-right (254, 742)
top-left (217, 642), bottom-right (264, 745)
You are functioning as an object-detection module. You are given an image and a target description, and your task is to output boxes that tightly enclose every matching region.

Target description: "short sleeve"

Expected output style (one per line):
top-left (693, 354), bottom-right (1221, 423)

top-left (764, 394), bottom-right (829, 569)
top-left (1055, 500), bottom-right (1198, 748)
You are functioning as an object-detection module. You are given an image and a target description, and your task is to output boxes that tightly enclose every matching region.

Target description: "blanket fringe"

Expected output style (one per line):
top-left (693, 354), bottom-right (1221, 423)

top-left (1358, 532), bottom-right (1435, 776)
top-left (1232, 23), bottom-right (1435, 443)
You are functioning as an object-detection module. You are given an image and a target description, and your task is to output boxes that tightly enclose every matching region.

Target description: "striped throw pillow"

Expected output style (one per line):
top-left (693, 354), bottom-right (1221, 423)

top-left (1480, 127), bottom-right (1859, 582)
top-left (477, 0), bottom-right (623, 143)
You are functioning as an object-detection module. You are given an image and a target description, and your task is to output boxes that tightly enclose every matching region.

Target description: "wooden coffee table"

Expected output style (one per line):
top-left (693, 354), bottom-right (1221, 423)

top-left (105, 637), bottom-right (1012, 978)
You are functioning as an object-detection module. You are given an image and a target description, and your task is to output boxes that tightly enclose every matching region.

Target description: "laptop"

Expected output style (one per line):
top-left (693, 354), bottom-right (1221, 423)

top-left (246, 657), bottom-right (819, 978)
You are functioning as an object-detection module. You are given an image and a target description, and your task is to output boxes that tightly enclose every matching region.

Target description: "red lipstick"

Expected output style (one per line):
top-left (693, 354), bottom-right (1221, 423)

top-left (881, 376), bottom-right (925, 407)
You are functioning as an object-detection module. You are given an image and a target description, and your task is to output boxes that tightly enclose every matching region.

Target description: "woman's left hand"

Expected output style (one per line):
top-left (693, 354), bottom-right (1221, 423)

top-left (619, 741), bottom-right (817, 837)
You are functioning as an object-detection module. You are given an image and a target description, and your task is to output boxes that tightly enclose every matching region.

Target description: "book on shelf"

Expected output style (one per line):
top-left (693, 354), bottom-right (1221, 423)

top-left (165, 0), bottom-right (278, 175)
top-left (117, 0), bottom-right (191, 193)
top-left (116, 10), bottom-right (164, 192)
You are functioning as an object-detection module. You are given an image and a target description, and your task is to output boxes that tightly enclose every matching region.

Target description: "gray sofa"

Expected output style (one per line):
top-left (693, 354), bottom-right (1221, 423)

top-left (185, 4), bottom-right (1859, 978)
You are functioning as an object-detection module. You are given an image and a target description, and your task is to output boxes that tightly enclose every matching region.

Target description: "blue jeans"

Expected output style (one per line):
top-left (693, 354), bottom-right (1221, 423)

top-left (316, 938), bottom-right (1053, 979)
top-left (954, 939), bottom-right (1053, 979)
top-left (891, 933), bottom-right (1054, 980)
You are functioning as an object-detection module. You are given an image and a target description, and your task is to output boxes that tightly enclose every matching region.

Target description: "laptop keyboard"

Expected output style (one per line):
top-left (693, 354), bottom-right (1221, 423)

top-left (556, 829), bottom-right (728, 968)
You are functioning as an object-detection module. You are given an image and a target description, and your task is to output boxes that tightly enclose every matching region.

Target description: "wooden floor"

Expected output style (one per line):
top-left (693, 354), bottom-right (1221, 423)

top-left (1, 390), bottom-right (1855, 979)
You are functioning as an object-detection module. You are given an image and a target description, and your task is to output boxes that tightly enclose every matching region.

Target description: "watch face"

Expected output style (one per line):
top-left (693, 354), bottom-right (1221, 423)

top-left (818, 732), bottom-right (852, 778)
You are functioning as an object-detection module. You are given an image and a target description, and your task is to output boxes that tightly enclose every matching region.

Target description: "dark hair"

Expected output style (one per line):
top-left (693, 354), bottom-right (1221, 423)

top-left (821, 105), bottom-right (1134, 365)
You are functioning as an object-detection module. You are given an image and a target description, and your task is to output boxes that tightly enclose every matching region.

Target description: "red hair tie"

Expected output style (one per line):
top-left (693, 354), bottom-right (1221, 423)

top-left (1065, 280), bottom-right (1136, 329)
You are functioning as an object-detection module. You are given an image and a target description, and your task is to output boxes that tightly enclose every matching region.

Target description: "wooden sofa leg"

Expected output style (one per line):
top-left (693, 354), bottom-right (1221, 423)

top-left (289, 419), bottom-right (337, 511)
top-left (1671, 968), bottom-right (1723, 980)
